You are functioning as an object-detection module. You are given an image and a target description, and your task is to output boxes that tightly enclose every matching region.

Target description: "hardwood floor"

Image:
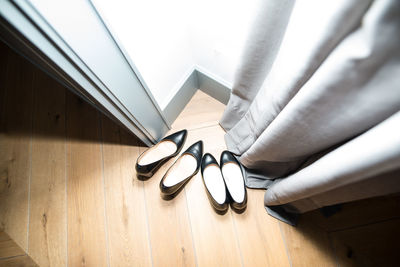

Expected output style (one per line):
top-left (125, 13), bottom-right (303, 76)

top-left (0, 43), bottom-right (33, 251)
top-left (304, 194), bottom-right (400, 267)
top-left (101, 117), bottom-right (152, 267)
top-left (1, 41), bottom-right (399, 266)
top-left (66, 91), bottom-right (109, 266)
top-left (0, 231), bottom-right (25, 259)
top-left (28, 67), bottom-right (67, 267)
top-left (0, 231), bottom-right (38, 267)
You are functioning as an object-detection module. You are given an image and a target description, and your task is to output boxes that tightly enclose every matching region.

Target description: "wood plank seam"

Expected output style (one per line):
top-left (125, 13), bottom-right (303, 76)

top-left (0, 254), bottom-right (27, 261)
top-left (0, 254), bottom-right (39, 266)
top-left (229, 210), bottom-right (245, 267)
top-left (328, 233), bottom-right (340, 267)
top-left (184, 123), bottom-right (221, 132)
top-left (183, 187), bottom-right (199, 267)
top-left (98, 114), bottom-right (111, 267)
top-left (141, 170), bottom-right (155, 267)
top-left (0, 254), bottom-right (25, 260)
top-left (64, 97), bottom-right (68, 267)
top-left (278, 222), bottom-right (293, 267)
top-left (66, 103), bottom-right (72, 267)
top-left (328, 217), bottom-right (400, 234)
top-left (26, 74), bottom-right (34, 255)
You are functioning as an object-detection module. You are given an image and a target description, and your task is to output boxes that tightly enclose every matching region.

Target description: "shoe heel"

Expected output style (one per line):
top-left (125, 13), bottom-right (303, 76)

top-left (137, 172), bottom-right (153, 181)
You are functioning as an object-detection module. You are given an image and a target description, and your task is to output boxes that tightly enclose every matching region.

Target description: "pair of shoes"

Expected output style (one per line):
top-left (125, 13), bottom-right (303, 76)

top-left (135, 130), bottom-right (247, 212)
top-left (201, 151), bottom-right (247, 214)
top-left (159, 140), bottom-right (202, 199)
top-left (136, 129), bottom-right (188, 180)
top-left (135, 129), bottom-right (203, 199)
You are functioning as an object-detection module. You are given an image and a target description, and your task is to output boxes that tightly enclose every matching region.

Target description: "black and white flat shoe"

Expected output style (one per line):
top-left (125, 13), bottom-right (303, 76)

top-left (201, 153), bottom-right (229, 214)
top-left (159, 141), bottom-right (203, 199)
top-left (136, 129), bottom-right (187, 180)
top-left (220, 151), bottom-right (247, 213)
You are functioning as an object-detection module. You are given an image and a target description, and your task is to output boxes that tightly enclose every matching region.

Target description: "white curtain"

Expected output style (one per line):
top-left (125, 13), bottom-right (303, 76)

top-left (220, 0), bottom-right (400, 218)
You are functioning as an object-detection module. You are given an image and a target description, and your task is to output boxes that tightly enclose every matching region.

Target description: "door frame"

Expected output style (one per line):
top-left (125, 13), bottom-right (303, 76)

top-left (0, 0), bottom-right (171, 146)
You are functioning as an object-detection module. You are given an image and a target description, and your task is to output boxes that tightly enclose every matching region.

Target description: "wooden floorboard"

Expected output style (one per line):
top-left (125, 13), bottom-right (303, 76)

top-left (233, 190), bottom-right (291, 267)
top-left (330, 218), bottom-right (400, 267)
top-left (172, 90), bottom-right (225, 131)
top-left (141, 143), bottom-right (196, 267)
top-left (184, 125), bottom-right (242, 267)
top-left (0, 232), bottom-right (25, 259)
top-left (101, 115), bottom-right (152, 267)
top-left (66, 92), bottom-right (108, 266)
top-left (3, 41), bottom-right (397, 267)
top-left (280, 219), bottom-right (337, 267)
top-left (28, 68), bottom-right (67, 267)
top-left (0, 231), bottom-right (38, 267)
top-left (0, 255), bottom-right (38, 267)
top-left (0, 43), bottom-right (33, 251)
top-left (305, 194), bottom-right (400, 232)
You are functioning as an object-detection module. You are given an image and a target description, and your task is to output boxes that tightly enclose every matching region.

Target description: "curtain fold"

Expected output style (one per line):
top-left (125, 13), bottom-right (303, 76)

top-left (220, 0), bottom-right (295, 130)
top-left (264, 111), bottom-right (400, 207)
top-left (220, 0), bottom-right (400, 214)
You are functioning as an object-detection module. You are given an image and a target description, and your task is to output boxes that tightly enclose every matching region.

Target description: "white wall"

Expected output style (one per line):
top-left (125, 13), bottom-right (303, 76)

top-left (188, 0), bottom-right (260, 86)
top-left (93, 0), bottom-right (260, 108)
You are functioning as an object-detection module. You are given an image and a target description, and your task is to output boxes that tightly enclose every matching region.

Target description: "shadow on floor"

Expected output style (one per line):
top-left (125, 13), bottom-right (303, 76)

top-left (0, 39), bottom-right (144, 147)
top-left (300, 194), bottom-right (400, 267)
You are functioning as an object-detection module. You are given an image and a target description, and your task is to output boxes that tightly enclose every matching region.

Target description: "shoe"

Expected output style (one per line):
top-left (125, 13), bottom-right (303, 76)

top-left (201, 153), bottom-right (229, 214)
top-left (220, 151), bottom-right (247, 213)
top-left (136, 129), bottom-right (187, 180)
top-left (160, 141), bottom-right (203, 199)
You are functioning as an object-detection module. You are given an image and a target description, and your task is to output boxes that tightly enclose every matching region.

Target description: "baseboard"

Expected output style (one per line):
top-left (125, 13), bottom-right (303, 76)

top-left (163, 69), bottom-right (199, 125)
top-left (163, 68), bottom-right (231, 125)
top-left (195, 67), bottom-right (231, 105)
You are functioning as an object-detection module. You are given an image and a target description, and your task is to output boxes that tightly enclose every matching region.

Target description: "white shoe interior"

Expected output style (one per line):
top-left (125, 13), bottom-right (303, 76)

top-left (137, 140), bottom-right (177, 166)
top-left (163, 154), bottom-right (197, 187)
top-left (203, 165), bottom-right (226, 205)
top-left (221, 163), bottom-right (245, 203)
